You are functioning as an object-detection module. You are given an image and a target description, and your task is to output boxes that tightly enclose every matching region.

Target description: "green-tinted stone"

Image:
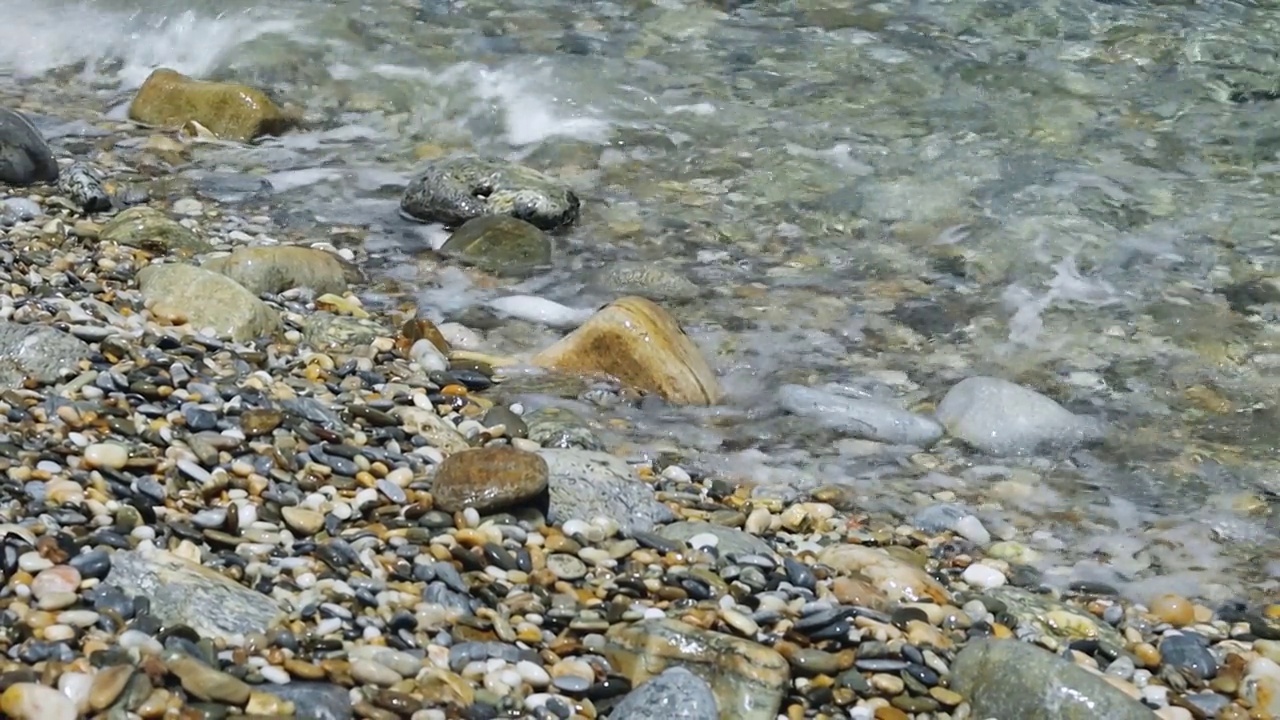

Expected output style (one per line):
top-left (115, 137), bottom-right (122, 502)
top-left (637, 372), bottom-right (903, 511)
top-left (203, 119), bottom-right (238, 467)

top-left (439, 215), bottom-right (552, 276)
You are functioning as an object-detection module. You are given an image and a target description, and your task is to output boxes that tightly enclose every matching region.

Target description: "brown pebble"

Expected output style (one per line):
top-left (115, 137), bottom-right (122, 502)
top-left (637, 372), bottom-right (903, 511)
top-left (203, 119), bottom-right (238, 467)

top-left (88, 665), bottom-right (134, 711)
top-left (430, 446), bottom-right (549, 513)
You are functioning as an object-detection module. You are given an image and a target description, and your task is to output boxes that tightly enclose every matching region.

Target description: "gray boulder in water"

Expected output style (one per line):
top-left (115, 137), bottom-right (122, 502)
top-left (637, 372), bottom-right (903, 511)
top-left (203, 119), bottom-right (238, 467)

top-left (0, 108), bottom-right (58, 186)
top-left (400, 156), bottom-right (580, 231)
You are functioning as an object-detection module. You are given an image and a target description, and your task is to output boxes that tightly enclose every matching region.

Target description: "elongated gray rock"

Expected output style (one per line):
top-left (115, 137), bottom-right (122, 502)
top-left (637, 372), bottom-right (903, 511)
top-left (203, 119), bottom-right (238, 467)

top-left (104, 549), bottom-right (286, 643)
top-left (0, 108), bottom-right (58, 185)
top-left (950, 639), bottom-right (1158, 720)
top-left (778, 384), bottom-right (943, 446)
top-left (935, 376), bottom-right (1105, 456)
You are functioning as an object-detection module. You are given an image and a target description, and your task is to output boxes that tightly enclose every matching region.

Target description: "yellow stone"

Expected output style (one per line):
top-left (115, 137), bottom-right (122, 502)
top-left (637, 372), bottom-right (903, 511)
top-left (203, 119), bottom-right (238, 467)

top-left (531, 297), bottom-right (722, 406)
top-left (128, 68), bottom-right (298, 142)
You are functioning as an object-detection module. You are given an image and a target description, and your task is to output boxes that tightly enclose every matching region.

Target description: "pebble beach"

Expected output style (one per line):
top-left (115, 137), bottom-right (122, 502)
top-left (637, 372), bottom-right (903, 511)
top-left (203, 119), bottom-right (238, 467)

top-left (3, 0), bottom-right (1280, 719)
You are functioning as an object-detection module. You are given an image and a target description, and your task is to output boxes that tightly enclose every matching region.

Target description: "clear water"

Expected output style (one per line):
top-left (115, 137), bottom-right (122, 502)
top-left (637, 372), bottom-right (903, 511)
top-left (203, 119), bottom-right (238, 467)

top-left (5, 0), bottom-right (1280, 603)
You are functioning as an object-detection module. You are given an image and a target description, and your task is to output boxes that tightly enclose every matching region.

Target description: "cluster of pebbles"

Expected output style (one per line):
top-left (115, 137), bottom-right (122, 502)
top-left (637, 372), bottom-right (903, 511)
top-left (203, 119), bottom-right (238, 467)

top-left (0, 89), bottom-right (1279, 720)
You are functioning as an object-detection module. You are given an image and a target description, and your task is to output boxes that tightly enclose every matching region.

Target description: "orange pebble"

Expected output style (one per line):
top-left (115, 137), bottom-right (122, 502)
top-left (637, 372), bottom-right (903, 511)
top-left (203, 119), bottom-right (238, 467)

top-left (1150, 593), bottom-right (1195, 627)
top-left (440, 384), bottom-right (468, 397)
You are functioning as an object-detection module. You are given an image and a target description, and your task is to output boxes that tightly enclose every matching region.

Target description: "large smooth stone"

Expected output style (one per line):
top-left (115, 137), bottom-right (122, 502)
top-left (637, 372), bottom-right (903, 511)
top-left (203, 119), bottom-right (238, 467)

top-left (430, 446), bottom-right (549, 513)
top-left (531, 296), bottom-right (722, 406)
top-left (935, 376), bottom-right (1105, 456)
top-left (778, 383), bottom-right (943, 446)
top-left (610, 666), bottom-right (718, 720)
top-left (203, 245), bottom-right (359, 295)
top-left (950, 639), bottom-right (1159, 720)
top-left (604, 619), bottom-right (788, 720)
top-left (0, 108), bottom-right (58, 185)
top-left (137, 263), bottom-right (281, 342)
top-left (128, 68), bottom-right (298, 142)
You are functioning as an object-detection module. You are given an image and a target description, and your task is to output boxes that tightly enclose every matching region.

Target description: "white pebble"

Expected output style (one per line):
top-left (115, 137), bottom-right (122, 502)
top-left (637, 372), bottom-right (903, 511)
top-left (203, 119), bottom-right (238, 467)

top-left (260, 665), bottom-right (291, 684)
top-left (1, 683), bottom-right (76, 720)
top-left (57, 671), bottom-right (93, 713)
top-left (954, 515), bottom-right (991, 545)
top-left (410, 339), bottom-right (449, 373)
top-left (687, 532), bottom-right (720, 550)
top-left (82, 442), bottom-right (128, 470)
top-left (487, 295), bottom-right (593, 329)
top-left (18, 552), bottom-right (52, 573)
top-left (961, 563), bottom-right (1007, 589)
top-left (516, 660), bottom-right (550, 687)
top-left (561, 519), bottom-right (589, 538)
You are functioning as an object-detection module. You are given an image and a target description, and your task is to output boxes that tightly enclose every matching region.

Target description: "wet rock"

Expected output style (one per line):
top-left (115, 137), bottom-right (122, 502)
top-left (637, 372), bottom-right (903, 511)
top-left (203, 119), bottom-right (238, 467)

top-left (539, 448), bottom-right (675, 534)
top-left (816, 544), bottom-right (951, 604)
top-left (0, 108), bottom-right (58, 185)
top-left (934, 376), bottom-right (1105, 456)
top-left (531, 296), bottom-right (722, 406)
top-left (1242, 657), bottom-right (1280, 717)
top-left (104, 549), bottom-right (285, 643)
top-left (262, 682), bottom-right (353, 720)
top-left (57, 162), bottom-right (111, 212)
top-left (392, 406), bottom-right (470, 454)
top-left (400, 156), bottom-right (580, 231)
top-left (302, 313), bottom-right (388, 350)
top-left (430, 445), bottom-right (550, 513)
top-left (950, 639), bottom-right (1158, 720)
top-left (165, 654), bottom-right (251, 705)
top-left (438, 215), bottom-right (552, 276)
top-left (523, 407), bottom-right (604, 451)
top-left (589, 262), bottom-right (700, 302)
top-left (0, 682), bottom-right (76, 720)
top-left (202, 245), bottom-right (359, 295)
top-left (137, 263), bottom-right (281, 342)
top-left (1159, 632), bottom-right (1217, 679)
top-left (128, 68), bottom-right (299, 142)
top-left (0, 321), bottom-right (91, 389)
top-left (610, 666), bottom-right (718, 720)
top-left (604, 619), bottom-right (788, 720)
top-left (778, 384), bottom-right (943, 446)
top-left (657, 521), bottom-right (775, 558)
top-left (99, 207), bottom-right (213, 257)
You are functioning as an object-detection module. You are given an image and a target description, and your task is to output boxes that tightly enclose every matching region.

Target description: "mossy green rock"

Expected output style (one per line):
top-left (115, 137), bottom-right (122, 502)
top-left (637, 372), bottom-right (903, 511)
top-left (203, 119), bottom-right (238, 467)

top-left (99, 207), bottom-right (212, 257)
top-left (950, 639), bottom-right (1158, 720)
top-left (439, 215), bottom-right (552, 276)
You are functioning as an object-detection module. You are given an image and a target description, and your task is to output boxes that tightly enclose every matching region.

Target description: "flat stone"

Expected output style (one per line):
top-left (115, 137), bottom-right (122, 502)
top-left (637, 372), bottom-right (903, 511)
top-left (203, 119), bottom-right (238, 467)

top-left (657, 521), bottom-right (775, 559)
top-left (261, 682), bottom-right (353, 720)
top-left (302, 313), bottom-right (388, 350)
top-left (935, 376), bottom-right (1105, 456)
top-left (430, 445), bottom-right (549, 513)
top-left (281, 506), bottom-right (325, 536)
top-left (400, 156), bottom-right (579, 230)
top-left (531, 297), bottom-right (722, 406)
top-left (950, 639), bottom-right (1158, 720)
top-left (87, 665), bottom-right (134, 711)
top-left (589, 262), bottom-right (700, 303)
top-left (165, 653), bottom-right (251, 705)
top-left (128, 68), bottom-right (298, 142)
top-left (0, 108), bottom-right (58, 185)
top-left (104, 549), bottom-right (285, 643)
top-left (778, 384), bottom-right (943, 446)
top-left (0, 321), bottom-right (91, 389)
top-left (604, 619), bottom-right (788, 720)
top-left (98, 206), bottom-right (212, 257)
top-left (392, 406), bottom-right (470, 455)
top-left (610, 666), bottom-right (718, 720)
top-left (539, 449), bottom-right (675, 534)
top-left (439, 215), bottom-right (552, 276)
top-left (203, 245), bottom-right (359, 295)
top-left (137, 263), bottom-right (281, 342)
top-left (817, 544), bottom-right (951, 604)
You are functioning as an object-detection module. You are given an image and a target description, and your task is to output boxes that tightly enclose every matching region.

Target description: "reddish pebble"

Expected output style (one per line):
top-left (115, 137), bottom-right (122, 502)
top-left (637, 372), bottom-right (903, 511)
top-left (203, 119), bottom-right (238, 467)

top-left (30, 565), bottom-right (81, 600)
top-left (431, 446), bottom-right (549, 513)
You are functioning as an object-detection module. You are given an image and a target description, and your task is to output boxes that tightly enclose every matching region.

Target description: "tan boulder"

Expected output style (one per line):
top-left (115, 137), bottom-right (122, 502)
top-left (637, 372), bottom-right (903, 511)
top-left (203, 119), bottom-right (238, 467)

top-left (128, 68), bottom-right (298, 142)
top-left (530, 296), bottom-right (721, 405)
top-left (202, 245), bottom-right (359, 296)
top-left (137, 263), bottom-right (281, 342)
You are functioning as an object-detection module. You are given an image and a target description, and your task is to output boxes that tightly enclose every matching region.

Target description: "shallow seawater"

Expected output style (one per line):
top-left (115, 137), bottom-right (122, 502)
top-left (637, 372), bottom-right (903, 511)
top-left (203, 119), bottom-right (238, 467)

top-left (5, 0), bottom-right (1280, 601)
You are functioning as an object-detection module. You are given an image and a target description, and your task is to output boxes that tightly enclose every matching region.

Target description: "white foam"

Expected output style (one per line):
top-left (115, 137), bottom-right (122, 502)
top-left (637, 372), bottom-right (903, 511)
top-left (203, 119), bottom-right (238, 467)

top-left (0, 0), bottom-right (295, 87)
